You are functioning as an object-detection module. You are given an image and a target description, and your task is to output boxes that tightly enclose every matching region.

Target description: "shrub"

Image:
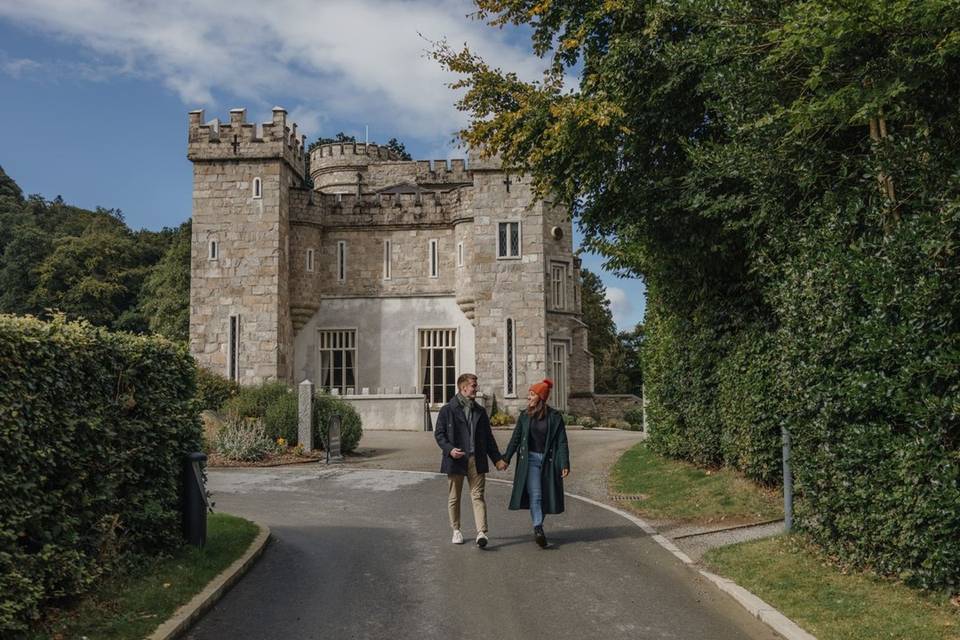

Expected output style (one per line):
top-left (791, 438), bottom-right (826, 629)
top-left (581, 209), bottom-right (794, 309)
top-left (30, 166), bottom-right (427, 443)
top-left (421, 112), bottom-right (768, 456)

top-left (490, 411), bottom-right (514, 427)
top-left (623, 408), bottom-right (644, 429)
top-left (262, 392), bottom-right (298, 443)
top-left (580, 416), bottom-right (597, 429)
top-left (603, 418), bottom-right (632, 430)
top-left (312, 392), bottom-right (363, 454)
top-left (0, 315), bottom-right (201, 633)
top-left (560, 412), bottom-right (578, 425)
top-left (195, 367), bottom-right (239, 411)
top-left (220, 381), bottom-right (290, 418)
top-left (214, 417), bottom-right (278, 462)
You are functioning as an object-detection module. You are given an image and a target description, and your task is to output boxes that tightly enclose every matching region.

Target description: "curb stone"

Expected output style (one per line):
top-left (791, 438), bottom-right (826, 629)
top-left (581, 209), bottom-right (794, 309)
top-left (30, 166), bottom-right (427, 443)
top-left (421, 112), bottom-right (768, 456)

top-left (148, 521), bottom-right (271, 640)
top-left (563, 491), bottom-right (816, 640)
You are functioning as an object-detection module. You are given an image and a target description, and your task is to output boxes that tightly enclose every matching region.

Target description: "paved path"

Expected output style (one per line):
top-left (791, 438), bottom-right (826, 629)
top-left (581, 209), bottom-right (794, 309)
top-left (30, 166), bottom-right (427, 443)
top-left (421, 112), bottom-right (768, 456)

top-left (190, 460), bottom-right (779, 639)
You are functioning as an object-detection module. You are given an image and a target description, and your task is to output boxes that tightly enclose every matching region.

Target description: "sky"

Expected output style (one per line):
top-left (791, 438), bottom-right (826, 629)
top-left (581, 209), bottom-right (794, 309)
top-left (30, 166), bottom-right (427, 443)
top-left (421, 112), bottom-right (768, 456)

top-left (0, 0), bottom-right (645, 330)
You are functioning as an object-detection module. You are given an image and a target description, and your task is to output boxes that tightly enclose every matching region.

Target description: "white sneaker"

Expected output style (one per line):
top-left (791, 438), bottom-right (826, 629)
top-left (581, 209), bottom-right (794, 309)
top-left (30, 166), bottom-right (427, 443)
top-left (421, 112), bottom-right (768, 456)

top-left (451, 529), bottom-right (464, 544)
top-left (476, 532), bottom-right (488, 548)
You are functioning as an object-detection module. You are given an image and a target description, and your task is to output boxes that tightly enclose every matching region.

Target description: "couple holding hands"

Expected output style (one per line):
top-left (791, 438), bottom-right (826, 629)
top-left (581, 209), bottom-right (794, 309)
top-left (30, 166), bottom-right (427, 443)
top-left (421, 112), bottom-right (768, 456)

top-left (434, 373), bottom-right (570, 549)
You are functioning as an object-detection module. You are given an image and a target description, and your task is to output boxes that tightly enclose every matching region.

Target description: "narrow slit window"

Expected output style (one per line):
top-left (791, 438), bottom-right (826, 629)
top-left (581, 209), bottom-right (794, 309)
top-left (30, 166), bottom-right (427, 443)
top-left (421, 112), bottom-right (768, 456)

top-left (306, 248), bottom-right (315, 272)
top-left (505, 318), bottom-right (516, 397)
top-left (497, 221), bottom-right (521, 258)
top-left (457, 241), bottom-right (464, 267)
top-left (429, 239), bottom-right (439, 278)
top-left (252, 177), bottom-right (262, 199)
top-left (337, 241), bottom-right (346, 282)
top-left (383, 240), bottom-right (392, 280)
top-left (208, 240), bottom-right (219, 261)
top-left (228, 315), bottom-right (240, 382)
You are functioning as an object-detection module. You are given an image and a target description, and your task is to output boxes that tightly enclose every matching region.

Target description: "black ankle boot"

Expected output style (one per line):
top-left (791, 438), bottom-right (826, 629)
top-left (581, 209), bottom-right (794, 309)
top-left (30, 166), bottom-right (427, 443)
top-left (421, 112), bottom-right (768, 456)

top-left (534, 525), bottom-right (547, 548)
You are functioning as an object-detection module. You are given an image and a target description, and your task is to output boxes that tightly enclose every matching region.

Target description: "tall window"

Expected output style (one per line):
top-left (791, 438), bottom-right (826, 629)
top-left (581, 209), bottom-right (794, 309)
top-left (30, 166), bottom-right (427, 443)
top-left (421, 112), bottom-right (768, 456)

top-left (429, 239), bottom-right (439, 278)
top-left (551, 341), bottom-right (568, 411)
top-left (306, 248), bottom-right (315, 272)
top-left (497, 221), bottom-right (521, 259)
top-left (457, 241), bottom-right (464, 267)
top-left (337, 241), bottom-right (346, 282)
top-left (551, 262), bottom-right (568, 310)
top-left (208, 240), bottom-right (219, 261)
top-left (504, 318), bottom-right (516, 397)
top-left (252, 177), bottom-right (262, 199)
top-left (319, 329), bottom-right (356, 393)
top-left (228, 315), bottom-right (241, 382)
top-left (383, 240), bottom-right (392, 280)
top-left (420, 329), bottom-right (457, 404)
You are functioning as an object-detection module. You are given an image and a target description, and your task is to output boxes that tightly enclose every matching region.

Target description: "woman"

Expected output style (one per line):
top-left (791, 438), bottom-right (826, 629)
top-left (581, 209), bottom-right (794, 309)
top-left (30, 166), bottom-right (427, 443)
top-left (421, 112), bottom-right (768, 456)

top-left (502, 379), bottom-right (570, 547)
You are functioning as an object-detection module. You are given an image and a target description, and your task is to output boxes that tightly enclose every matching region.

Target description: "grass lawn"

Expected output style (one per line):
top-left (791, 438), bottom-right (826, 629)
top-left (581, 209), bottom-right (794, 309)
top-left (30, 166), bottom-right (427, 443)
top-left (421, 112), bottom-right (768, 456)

top-left (32, 512), bottom-right (259, 640)
top-left (705, 535), bottom-right (960, 640)
top-left (609, 442), bottom-right (783, 524)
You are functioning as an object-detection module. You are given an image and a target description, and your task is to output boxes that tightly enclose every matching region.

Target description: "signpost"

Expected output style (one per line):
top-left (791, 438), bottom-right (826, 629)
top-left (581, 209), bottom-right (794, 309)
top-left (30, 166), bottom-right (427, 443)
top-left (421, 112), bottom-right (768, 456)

top-left (326, 414), bottom-right (343, 464)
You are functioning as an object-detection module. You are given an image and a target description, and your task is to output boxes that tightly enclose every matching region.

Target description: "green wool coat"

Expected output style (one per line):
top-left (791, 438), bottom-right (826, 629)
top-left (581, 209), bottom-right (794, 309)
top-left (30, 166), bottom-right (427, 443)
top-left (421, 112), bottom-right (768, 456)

top-left (503, 407), bottom-right (570, 514)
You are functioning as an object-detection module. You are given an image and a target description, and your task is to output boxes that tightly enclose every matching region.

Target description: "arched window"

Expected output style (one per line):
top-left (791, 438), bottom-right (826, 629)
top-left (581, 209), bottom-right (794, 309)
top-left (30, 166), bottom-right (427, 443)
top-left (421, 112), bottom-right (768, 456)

top-left (252, 177), bottom-right (262, 199)
top-left (208, 239), bottom-right (219, 261)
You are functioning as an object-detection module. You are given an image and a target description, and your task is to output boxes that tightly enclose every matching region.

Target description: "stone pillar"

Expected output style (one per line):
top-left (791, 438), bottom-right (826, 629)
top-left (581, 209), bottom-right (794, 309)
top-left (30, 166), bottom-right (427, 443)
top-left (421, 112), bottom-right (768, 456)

top-left (298, 379), bottom-right (314, 452)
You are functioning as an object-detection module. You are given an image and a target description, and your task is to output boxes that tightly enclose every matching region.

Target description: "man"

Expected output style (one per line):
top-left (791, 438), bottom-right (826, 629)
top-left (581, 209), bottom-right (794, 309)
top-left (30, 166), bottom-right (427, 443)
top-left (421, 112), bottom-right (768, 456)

top-left (434, 373), bottom-right (507, 547)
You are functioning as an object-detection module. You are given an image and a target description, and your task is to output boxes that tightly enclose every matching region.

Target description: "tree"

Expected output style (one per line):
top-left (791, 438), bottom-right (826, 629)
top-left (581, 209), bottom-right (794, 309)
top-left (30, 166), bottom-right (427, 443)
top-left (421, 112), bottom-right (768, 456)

top-left (578, 268), bottom-right (622, 394)
top-left (385, 137), bottom-right (413, 160)
top-left (139, 221), bottom-right (191, 342)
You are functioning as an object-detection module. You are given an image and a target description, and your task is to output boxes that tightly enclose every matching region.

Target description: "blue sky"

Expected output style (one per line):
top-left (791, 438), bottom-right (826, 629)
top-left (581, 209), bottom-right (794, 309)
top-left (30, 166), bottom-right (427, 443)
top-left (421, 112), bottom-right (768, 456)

top-left (0, 1), bottom-right (644, 330)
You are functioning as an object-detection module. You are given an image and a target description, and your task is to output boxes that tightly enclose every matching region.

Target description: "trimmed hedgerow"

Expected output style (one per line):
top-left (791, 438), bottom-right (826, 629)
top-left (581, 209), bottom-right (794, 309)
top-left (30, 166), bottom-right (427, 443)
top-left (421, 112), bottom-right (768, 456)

top-left (0, 314), bottom-right (202, 633)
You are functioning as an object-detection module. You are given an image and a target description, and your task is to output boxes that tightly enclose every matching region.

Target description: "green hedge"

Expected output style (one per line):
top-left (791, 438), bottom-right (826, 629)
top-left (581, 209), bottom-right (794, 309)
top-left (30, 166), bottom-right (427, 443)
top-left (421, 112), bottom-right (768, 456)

top-left (220, 382), bottom-right (295, 443)
top-left (195, 367), bottom-right (239, 411)
top-left (0, 315), bottom-right (202, 633)
top-left (313, 392), bottom-right (362, 454)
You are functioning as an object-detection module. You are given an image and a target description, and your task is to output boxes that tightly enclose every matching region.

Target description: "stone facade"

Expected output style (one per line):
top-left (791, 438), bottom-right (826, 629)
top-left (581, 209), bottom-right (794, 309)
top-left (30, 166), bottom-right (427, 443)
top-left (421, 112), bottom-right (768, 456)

top-left (188, 108), bottom-right (594, 416)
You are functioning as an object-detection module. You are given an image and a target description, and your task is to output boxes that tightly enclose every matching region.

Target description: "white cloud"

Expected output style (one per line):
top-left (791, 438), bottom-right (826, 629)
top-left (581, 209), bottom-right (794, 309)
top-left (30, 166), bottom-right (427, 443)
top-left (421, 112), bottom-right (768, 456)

top-left (0, 0), bottom-right (551, 140)
top-left (605, 286), bottom-right (634, 329)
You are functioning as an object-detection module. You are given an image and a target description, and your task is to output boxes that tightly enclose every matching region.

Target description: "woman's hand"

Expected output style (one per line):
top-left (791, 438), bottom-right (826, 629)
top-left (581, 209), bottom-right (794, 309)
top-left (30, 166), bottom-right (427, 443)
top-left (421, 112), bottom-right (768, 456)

top-left (561, 468), bottom-right (569, 478)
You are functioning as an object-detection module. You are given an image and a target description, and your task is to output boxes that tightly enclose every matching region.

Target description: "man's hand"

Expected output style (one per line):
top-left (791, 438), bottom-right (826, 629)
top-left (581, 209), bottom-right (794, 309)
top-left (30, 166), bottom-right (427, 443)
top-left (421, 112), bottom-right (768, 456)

top-left (450, 448), bottom-right (465, 459)
top-left (495, 460), bottom-right (508, 471)
top-left (561, 468), bottom-right (570, 478)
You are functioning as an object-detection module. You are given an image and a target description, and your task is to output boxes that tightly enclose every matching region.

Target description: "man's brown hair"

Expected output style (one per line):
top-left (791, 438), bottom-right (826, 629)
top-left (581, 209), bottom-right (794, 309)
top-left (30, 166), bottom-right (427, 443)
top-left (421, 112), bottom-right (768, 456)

top-left (457, 373), bottom-right (478, 388)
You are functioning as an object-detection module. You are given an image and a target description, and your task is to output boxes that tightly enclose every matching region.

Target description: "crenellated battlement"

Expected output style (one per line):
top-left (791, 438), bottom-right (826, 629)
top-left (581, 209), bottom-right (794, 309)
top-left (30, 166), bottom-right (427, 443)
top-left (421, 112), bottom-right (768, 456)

top-left (414, 158), bottom-right (471, 184)
top-left (311, 142), bottom-right (400, 162)
top-left (188, 107), bottom-right (306, 177)
top-left (290, 189), bottom-right (471, 228)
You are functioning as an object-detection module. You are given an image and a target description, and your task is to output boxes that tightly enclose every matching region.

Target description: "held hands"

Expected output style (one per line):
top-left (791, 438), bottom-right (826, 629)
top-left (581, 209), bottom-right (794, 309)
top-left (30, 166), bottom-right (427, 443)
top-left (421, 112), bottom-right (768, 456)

top-left (561, 468), bottom-right (570, 478)
top-left (495, 459), bottom-right (508, 471)
top-left (450, 448), bottom-right (466, 459)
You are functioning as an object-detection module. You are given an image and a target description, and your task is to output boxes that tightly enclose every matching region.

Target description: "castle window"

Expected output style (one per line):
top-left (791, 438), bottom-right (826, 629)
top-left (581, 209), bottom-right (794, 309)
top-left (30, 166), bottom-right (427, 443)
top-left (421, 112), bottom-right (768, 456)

top-left (551, 262), bottom-right (568, 310)
top-left (306, 248), bottom-right (315, 272)
top-left (208, 240), bottom-right (219, 261)
top-left (497, 221), bottom-right (521, 259)
top-left (420, 328), bottom-right (457, 405)
top-left (504, 318), bottom-right (516, 397)
top-left (319, 329), bottom-right (356, 394)
top-left (457, 241), bottom-right (464, 267)
top-left (429, 239), bottom-right (439, 278)
top-left (252, 177), bottom-right (262, 199)
top-left (337, 241), bottom-right (346, 282)
top-left (228, 315), bottom-right (241, 382)
top-left (383, 240), bottom-right (392, 280)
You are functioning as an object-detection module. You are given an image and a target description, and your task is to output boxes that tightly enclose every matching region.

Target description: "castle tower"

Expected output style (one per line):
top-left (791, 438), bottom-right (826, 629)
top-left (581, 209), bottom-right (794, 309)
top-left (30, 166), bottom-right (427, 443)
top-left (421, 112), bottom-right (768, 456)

top-left (187, 107), bottom-right (306, 384)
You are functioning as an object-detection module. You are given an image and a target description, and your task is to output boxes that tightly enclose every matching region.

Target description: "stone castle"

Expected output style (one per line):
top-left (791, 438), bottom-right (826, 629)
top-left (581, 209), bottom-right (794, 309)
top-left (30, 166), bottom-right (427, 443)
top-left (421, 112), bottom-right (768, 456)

top-left (187, 107), bottom-right (594, 416)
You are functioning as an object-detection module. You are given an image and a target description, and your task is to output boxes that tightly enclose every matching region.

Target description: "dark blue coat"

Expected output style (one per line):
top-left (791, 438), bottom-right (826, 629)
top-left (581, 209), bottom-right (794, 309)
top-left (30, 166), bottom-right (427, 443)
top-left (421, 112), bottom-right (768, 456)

top-left (434, 396), bottom-right (503, 475)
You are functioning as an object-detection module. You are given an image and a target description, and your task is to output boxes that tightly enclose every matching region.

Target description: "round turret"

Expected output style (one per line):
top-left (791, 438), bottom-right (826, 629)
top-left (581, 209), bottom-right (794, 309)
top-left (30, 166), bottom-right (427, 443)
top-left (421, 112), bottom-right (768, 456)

top-left (310, 142), bottom-right (400, 193)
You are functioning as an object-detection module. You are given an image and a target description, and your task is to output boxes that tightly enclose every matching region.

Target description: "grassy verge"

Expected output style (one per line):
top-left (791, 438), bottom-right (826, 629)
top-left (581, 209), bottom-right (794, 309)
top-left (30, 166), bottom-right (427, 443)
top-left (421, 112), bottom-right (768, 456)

top-left (609, 442), bottom-right (782, 523)
top-left (32, 512), bottom-right (259, 640)
top-left (705, 535), bottom-right (960, 640)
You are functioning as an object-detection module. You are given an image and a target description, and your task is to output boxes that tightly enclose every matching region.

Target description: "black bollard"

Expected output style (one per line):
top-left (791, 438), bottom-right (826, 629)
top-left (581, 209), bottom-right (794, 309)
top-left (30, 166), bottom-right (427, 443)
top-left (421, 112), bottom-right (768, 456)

top-left (183, 451), bottom-right (208, 548)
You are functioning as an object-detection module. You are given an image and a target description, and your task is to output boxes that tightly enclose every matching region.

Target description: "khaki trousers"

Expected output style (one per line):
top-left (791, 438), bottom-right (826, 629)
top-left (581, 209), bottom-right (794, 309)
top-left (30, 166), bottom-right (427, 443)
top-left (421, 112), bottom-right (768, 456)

top-left (447, 455), bottom-right (487, 533)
